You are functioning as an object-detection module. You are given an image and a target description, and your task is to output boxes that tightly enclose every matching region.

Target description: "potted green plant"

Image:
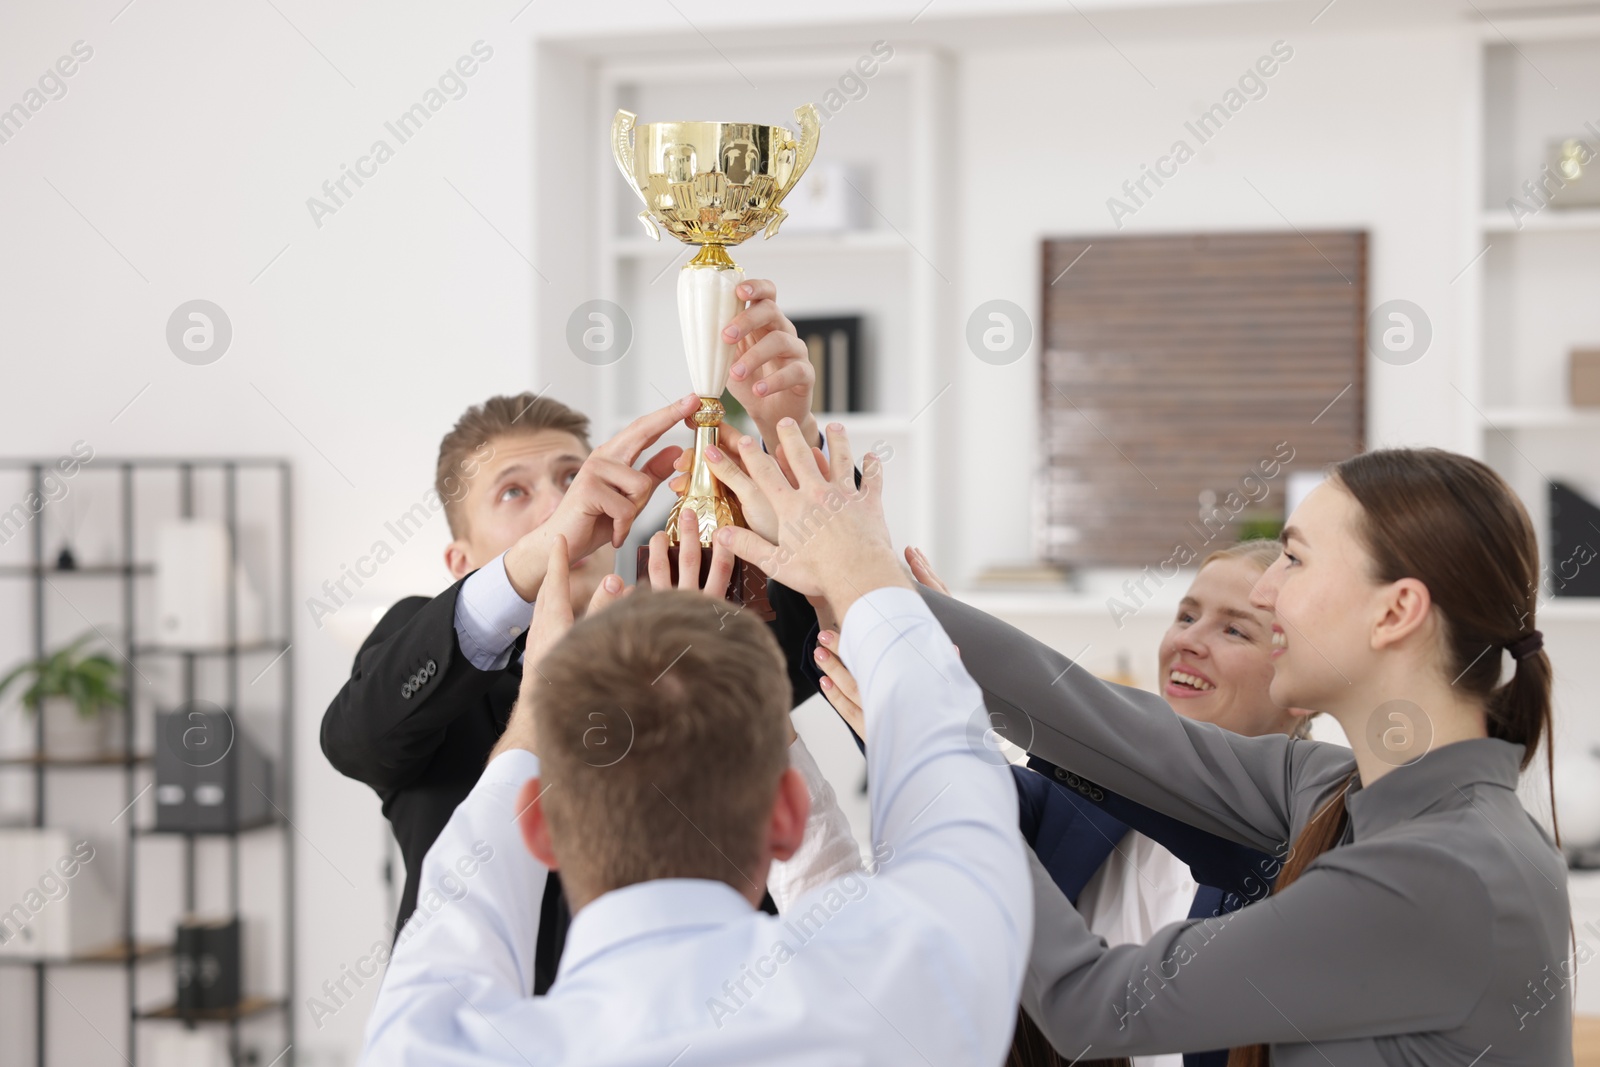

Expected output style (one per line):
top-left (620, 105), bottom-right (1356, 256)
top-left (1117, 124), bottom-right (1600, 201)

top-left (0, 633), bottom-right (124, 759)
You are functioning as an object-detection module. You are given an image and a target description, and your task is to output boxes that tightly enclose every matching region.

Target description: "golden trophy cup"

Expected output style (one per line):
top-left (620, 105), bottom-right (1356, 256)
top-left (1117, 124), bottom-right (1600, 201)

top-left (611, 105), bottom-right (821, 610)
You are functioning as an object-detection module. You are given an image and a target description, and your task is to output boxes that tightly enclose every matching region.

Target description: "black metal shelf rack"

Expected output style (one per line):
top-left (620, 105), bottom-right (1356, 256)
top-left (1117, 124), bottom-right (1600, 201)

top-left (0, 458), bottom-right (295, 1067)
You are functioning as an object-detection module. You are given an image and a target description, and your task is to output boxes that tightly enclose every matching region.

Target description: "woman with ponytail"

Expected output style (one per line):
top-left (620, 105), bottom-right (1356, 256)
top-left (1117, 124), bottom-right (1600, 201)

top-left (917, 448), bottom-right (1568, 1065)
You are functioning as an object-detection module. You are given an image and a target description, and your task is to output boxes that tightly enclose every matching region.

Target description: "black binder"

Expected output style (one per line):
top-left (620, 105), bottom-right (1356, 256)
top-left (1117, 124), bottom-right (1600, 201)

top-left (1548, 481), bottom-right (1600, 598)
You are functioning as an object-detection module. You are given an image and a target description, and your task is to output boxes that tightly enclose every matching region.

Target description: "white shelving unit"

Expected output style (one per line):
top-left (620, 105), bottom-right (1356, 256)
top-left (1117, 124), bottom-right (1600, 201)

top-left (1482, 207), bottom-right (1600, 233)
top-left (1479, 407), bottom-right (1600, 431)
top-left (1466, 18), bottom-right (1600, 577)
top-left (1464, 18), bottom-right (1600, 848)
top-left (589, 48), bottom-right (955, 558)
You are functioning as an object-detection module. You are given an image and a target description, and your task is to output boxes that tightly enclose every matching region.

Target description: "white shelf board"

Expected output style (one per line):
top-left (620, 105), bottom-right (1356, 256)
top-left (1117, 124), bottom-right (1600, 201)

top-left (608, 230), bottom-right (915, 259)
top-left (822, 412), bottom-right (913, 435)
top-left (1476, 13), bottom-right (1600, 43)
top-left (1482, 208), bottom-right (1600, 234)
top-left (1479, 407), bottom-right (1600, 430)
top-left (599, 51), bottom-right (925, 90)
top-left (955, 589), bottom-right (1110, 617)
top-left (953, 589), bottom-right (1600, 624)
top-left (1536, 599), bottom-right (1600, 622)
top-left (956, 587), bottom-right (1183, 619)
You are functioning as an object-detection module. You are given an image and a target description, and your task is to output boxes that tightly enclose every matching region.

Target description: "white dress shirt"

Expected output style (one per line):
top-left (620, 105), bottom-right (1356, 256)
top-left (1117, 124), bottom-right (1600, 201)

top-left (360, 586), bottom-right (1031, 1066)
top-left (1073, 831), bottom-right (1197, 1067)
top-left (766, 732), bottom-right (865, 913)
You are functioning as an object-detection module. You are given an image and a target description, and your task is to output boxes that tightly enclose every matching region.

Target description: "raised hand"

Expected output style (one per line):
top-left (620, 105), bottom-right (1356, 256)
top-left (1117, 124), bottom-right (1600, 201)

top-left (904, 546), bottom-right (950, 595)
top-left (503, 393), bottom-right (698, 601)
top-left (493, 536), bottom-right (628, 759)
top-left (642, 509), bottom-right (736, 600)
top-left (714, 419), bottom-right (906, 615)
top-left (721, 279), bottom-right (821, 467)
top-left (669, 422), bottom-right (828, 546)
top-left (811, 629), bottom-right (864, 741)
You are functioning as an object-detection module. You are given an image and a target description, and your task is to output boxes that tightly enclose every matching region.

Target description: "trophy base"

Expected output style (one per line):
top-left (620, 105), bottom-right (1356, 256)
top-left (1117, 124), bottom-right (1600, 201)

top-left (635, 545), bottom-right (774, 622)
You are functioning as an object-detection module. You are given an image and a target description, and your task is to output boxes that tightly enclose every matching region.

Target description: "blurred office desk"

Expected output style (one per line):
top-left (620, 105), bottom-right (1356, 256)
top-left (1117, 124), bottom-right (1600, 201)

top-left (1575, 871), bottom-right (1600, 1010)
top-left (1578, 1017), bottom-right (1600, 1066)
top-left (1576, 869), bottom-right (1600, 1066)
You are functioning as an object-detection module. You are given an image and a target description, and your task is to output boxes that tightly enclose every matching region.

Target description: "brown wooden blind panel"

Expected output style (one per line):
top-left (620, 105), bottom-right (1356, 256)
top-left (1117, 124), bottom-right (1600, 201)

top-left (1038, 231), bottom-right (1366, 568)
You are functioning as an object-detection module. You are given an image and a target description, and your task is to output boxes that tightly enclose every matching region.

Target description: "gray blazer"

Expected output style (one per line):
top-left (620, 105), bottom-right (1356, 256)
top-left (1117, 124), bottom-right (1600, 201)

top-left (922, 589), bottom-right (1572, 1067)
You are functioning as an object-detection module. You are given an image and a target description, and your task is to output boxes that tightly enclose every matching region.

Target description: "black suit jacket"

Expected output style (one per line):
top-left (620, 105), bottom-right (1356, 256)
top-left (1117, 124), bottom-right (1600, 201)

top-left (320, 572), bottom-right (820, 993)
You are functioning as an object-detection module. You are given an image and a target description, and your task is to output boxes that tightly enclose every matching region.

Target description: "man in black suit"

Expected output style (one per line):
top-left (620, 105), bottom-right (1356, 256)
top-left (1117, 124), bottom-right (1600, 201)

top-left (320, 279), bottom-right (826, 992)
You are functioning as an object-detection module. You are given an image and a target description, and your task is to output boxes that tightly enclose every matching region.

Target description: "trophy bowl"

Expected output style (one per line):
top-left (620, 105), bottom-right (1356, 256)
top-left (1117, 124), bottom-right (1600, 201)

top-left (612, 107), bottom-right (821, 245)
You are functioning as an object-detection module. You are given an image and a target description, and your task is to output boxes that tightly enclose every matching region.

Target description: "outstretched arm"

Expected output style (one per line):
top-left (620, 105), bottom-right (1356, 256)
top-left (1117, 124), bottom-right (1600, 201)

top-left (359, 747), bottom-right (548, 1063)
top-left (1021, 841), bottom-right (1495, 1056)
top-left (364, 539), bottom-right (615, 1062)
top-left (321, 580), bottom-right (508, 793)
top-left (918, 588), bottom-right (1353, 854)
top-left (719, 421), bottom-right (1033, 1066)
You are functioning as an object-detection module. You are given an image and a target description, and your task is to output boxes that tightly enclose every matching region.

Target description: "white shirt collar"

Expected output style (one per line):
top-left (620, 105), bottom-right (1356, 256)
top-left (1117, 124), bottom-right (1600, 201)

top-left (556, 878), bottom-right (756, 982)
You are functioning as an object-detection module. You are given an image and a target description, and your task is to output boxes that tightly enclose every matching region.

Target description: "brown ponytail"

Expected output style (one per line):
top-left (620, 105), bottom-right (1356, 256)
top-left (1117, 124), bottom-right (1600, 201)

top-left (1225, 771), bottom-right (1356, 1067)
top-left (1008, 1007), bottom-right (1130, 1067)
top-left (1230, 448), bottom-right (1556, 1066)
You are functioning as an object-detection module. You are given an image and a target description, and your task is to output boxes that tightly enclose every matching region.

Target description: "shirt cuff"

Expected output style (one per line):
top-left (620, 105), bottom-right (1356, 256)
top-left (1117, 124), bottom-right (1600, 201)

top-left (454, 552), bottom-right (534, 671)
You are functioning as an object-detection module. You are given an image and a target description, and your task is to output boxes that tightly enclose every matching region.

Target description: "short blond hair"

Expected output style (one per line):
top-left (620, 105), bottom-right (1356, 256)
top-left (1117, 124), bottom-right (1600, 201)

top-left (533, 591), bottom-right (792, 901)
top-left (1200, 538), bottom-right (1281, 573)
top-left (436, 393), bottom-right (591, 538)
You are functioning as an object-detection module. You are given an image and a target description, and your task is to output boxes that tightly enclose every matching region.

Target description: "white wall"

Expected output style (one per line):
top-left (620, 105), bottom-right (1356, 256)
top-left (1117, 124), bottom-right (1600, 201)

top-left (1, 2), bottom-right (542, 1061)
top-left (0, 1), bottom-right (1565, 1064)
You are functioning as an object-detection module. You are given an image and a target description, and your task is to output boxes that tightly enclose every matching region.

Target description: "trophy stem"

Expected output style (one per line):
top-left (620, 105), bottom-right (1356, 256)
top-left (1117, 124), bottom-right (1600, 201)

top-left (667, 397), bottom-right (744, 547)
top-left (689, 244), bottom-right (737, 269)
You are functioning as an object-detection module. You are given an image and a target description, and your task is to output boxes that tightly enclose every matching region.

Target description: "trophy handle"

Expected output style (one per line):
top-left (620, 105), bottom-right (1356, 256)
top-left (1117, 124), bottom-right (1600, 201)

top-left (613, 109), bottom-right (661, 241)
top-left (782, 103), bottom-right (822, 196)
top-left (612, 109), bottom-right (644, 199)
top-left (763, 207), bottom-right (789, 240)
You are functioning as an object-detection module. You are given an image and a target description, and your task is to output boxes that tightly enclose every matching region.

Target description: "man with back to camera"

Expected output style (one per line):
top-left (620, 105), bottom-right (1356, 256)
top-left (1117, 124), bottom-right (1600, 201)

top-left (320, 280), bottom-right (856, 991)
top-left (359, 421), bottom-right (1032, 1066)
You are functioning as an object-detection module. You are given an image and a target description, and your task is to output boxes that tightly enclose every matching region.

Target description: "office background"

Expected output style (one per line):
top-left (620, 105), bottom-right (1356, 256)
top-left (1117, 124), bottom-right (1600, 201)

top-left (1, 1), bottom-right (1598, 1063)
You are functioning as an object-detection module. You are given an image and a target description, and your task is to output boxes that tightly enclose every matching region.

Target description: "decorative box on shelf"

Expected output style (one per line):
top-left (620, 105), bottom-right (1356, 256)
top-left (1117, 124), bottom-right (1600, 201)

top-left (175, 916), bottom-right (242, 1013)
top-left (0, 828), bottom-right (114, 959)
top-left (154, 708), bottom-right (275, 833)
top-left (779, 162), bottom-right (870, 233)
top-left (1572, 349), bottom-right (1600, 408)
top-left (1548, 134), bottom-right (1600, 209)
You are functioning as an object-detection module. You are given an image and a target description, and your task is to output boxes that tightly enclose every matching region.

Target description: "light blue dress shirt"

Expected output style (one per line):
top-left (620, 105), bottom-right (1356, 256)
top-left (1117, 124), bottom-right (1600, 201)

top-left (360, 586), bottom-right (1031, 1066)
top-left (453, 552), bottom-right (530, 671)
